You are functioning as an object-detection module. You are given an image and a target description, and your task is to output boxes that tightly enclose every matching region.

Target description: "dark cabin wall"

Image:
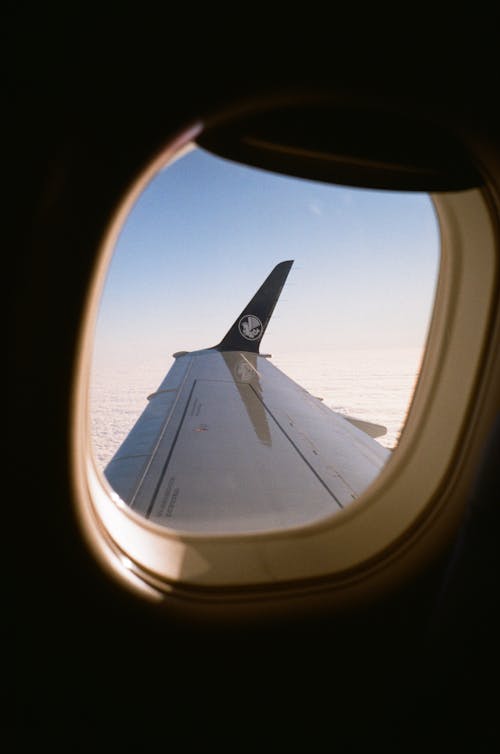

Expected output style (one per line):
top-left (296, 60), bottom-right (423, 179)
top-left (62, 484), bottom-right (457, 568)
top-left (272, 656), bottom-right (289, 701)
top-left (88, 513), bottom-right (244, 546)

top-left (10, 21), bottom-right (499, 753)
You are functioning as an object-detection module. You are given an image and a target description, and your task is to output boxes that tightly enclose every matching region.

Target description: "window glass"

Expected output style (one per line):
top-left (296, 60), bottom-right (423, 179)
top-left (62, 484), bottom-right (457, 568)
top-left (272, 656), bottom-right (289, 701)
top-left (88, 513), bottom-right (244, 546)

top-left (90, 145), bottom-right (439, 532)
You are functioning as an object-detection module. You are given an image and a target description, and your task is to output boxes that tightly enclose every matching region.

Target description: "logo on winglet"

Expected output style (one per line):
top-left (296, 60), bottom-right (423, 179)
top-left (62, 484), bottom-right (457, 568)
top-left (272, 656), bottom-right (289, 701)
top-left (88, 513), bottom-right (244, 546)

top-left (238, 314), bottom-right (263, 341)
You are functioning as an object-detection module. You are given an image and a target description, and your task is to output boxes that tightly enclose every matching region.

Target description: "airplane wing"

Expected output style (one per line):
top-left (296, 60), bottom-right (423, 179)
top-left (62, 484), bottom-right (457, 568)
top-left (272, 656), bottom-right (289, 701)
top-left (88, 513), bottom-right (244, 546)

top-left (105, 261), bottom-right (390, 533)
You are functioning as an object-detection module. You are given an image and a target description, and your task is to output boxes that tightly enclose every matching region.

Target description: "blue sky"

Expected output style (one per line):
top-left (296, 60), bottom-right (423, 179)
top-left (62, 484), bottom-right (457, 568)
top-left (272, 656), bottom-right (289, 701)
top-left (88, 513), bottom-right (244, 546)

top-left (93, 145), bottom-right (440, 366)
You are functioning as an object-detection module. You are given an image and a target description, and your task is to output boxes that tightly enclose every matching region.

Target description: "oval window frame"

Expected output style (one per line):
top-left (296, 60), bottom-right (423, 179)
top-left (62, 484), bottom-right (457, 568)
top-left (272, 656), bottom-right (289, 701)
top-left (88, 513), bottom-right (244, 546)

top-left (71, 108), bottom-right (499, 613)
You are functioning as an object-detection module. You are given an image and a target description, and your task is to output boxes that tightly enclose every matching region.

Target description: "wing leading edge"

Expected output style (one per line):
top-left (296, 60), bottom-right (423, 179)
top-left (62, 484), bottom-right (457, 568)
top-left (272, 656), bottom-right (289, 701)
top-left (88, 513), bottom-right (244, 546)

top-left (104, 262), bottom-right (390, 533)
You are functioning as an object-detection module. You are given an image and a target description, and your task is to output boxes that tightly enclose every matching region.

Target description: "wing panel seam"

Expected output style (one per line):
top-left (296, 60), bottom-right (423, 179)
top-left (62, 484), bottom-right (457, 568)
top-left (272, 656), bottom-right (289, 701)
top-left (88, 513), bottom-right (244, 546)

top-left (249, 384), bottom-right (344, 509)
top-left (129, 357), bottom-right (194, 510)
top-left (145, 379), bottom-right (198, 519)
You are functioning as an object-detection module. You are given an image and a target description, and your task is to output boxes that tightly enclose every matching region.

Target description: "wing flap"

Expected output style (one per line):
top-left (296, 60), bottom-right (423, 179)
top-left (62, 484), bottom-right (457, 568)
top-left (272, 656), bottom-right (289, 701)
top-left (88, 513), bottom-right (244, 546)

top-left (344, 416), bottom-right (387, 439)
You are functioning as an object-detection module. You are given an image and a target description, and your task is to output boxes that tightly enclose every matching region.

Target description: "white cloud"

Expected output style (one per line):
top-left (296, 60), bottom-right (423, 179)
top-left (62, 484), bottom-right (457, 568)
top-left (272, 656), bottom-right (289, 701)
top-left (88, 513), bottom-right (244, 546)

top-left (308, 200), bottom-right (323, 216)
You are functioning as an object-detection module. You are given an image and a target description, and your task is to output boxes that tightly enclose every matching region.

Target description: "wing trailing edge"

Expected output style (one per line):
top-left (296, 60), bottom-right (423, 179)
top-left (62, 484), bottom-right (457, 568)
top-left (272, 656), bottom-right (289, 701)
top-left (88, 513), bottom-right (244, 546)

top-left (344, 415), bottom-right (387, 439)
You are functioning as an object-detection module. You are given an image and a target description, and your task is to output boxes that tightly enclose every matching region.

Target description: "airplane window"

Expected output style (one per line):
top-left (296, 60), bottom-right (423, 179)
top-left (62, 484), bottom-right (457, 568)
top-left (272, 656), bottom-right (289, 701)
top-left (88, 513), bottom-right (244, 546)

top-left (90, 144), bottom-right (439, 534)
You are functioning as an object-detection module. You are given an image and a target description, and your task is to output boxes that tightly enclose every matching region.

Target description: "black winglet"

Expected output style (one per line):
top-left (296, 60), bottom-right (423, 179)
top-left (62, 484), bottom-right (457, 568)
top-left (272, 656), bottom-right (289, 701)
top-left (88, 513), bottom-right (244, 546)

top-left (216, 260), bottom-right (293, 353)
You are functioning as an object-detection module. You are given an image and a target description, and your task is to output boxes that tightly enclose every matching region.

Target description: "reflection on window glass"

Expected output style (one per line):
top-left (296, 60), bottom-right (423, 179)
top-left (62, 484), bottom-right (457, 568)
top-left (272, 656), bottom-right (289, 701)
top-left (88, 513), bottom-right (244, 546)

top-left (90, 145), bottom-right (439, 533)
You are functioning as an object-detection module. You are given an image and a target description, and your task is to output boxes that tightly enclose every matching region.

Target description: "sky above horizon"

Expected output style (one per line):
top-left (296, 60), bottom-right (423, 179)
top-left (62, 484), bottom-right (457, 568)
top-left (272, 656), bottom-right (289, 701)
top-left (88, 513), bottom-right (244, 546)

top-left (93, 145), bottom-right (440, 369)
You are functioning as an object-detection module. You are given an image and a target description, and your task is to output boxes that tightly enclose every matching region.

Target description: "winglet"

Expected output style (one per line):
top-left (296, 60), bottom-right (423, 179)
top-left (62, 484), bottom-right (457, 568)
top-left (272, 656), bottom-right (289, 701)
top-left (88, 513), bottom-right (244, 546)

top-left (216, 260), bottom-right (293, 353)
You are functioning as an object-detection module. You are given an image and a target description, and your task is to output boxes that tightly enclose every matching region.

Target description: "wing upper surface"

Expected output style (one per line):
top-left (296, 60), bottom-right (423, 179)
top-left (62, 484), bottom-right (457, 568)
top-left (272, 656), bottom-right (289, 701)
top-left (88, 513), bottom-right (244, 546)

top-left (105, 350), bottom-right (390, 533)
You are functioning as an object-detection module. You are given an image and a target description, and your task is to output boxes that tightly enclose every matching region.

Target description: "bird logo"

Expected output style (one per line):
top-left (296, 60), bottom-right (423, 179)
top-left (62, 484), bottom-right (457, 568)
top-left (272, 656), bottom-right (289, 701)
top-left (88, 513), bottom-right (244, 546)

top-left (238, 314), bottom-right (263, 341)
